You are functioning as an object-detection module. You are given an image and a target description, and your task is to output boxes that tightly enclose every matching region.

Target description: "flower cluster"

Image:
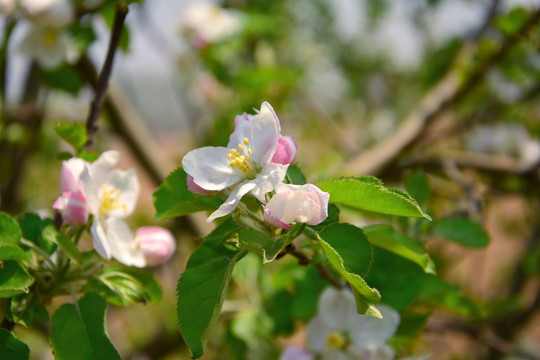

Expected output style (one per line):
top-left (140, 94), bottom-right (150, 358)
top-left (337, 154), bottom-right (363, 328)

top-left (1, 0), bottom-right (78, 69)
top-left (53, 150), bottom-right (176, 267)
top-left (281, 287), bottom-right (401, 360)
top-left (182, 101), bottom-right (329, 228)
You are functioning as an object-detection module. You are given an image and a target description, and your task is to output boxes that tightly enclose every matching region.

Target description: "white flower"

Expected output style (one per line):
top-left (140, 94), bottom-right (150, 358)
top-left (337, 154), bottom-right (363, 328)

top-left (134, 226), bottom-right (176, 266)
top-left (179, 2), bottom-right (242, 47)
top-left (0, 0), bottom-right (17, 15)
top-left (80, 151), bottom-right (146, 267)
top-left (182, 101), bottom-right (290, 222)
top-left (264, 183), bottom-right (329, 229)
top-left (306, 288), bottom-right (400, 360)
top-left (19, 0), bottom-right (76, 69)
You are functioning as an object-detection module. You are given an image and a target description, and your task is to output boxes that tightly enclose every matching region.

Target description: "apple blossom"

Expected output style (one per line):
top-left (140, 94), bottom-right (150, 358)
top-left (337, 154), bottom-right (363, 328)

top-left (264, 183), bottom-right (329, 229)
top-left (53, 157), bottom-right (89, 225)
top-left (80, 151), bottom-right (146, 267)
top-left (280, 347), bottom-right (314, 360)
top-left (179, 2), bottom-right (242, 48)
top-left (19, 0), bottom-right (77, 69)
top-left (134, 226), bottom-right (176, 266)
top-left (187, 174), bottom-right (211, 195)
top-left (305, 287), bottom-right (400, 360)
top-left (182, 101), bottom-right (290, 222)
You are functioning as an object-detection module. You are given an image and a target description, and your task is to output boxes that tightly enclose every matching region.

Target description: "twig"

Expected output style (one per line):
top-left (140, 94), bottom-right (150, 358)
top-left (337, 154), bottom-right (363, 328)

top-left (341, 8), bottom-right (540, 177)
top-left (85, 4), bottom-right (128, 150)
top-left (0, 16), bottom-right (16, 124)
top-left (284, 244), bottom-right (343, 288)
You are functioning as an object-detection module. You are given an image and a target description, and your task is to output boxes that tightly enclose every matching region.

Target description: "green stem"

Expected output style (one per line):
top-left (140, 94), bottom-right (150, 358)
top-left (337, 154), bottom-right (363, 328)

top-left (236, 201), bottom-right (270, 231)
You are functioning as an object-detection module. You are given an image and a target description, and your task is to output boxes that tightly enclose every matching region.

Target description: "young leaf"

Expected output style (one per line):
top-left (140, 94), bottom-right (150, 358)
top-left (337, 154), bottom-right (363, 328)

top-left (177, 242), bottom-right (247, 359)
top-left (0, 261), bottom-right (34, 298)
top-left (41, 65), bottom-right (84, 94)
top-left (404, 170), bottom-right (431, 208)
top-left (236, 223), bottom-right (305, 263)
top-left (317, 177), bottom-right (431, 220)
top-left (0, 245), bottom-right (29, 262)
top-left (419, 274), bottom-right (481, 317)
top-left (366, 247), bottom-right (425, 311)
top-left (53, 122), bottom-right (88, 151)
top-left (152, 168), bottom-right (223, 219)
top-left (50, 292), bottom-right (121, 360)
top-left (7, 294), bottom-right (49, 327)
top-left (53, 234), bottom-right (84, 265)
top-left (364, 225), bottom-right (436, 274)
top-left (317, 223), bottom-right (381, 317)
top-left (18, 213), bottom-right (57, 255)
top-left (0, 213), bottom-right (22, 245)
top-left (0, 328), bottom-right (30, 360)
top-left (431, 218), bottom-right (490, 248)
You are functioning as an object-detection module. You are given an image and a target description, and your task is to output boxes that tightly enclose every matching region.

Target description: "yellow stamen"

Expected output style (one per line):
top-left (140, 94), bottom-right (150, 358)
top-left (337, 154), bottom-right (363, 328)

top-left (238, 144), bottom-right (244, 152)
top-left (227, 140), bottom-right (257, 179)
top-left (327, 331), bottom-right (347, 349)
top-left (99, 184), bottom-right (127, 215)
top-left (243, 138), bottom-right (249, 146)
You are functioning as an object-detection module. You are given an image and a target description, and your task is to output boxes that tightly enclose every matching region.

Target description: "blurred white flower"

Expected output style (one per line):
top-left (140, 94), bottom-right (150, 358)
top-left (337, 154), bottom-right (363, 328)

top-left (0, 0), bottom-right (17, 15)
top-left (80, 151), bottom-right (146, 268)
top-left (19, 0), bottom-right (77, 69)
top-left (179, 2), bottom-right (242, 47)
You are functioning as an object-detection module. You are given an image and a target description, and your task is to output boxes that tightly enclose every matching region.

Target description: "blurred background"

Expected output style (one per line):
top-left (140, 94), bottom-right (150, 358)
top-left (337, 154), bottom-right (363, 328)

top-left (3, 0), bottom-right (540, 359)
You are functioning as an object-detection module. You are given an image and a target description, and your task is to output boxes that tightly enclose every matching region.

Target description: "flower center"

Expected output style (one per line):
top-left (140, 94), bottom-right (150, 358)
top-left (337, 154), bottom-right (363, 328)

top-left (99, 184), bottom-right (127, 215)
top-left (228, 138), bottom-right (257, 179)
top-left (43, 28), bottom-right (58, 47)
top-left (326, 331), bottom-right (347, 350)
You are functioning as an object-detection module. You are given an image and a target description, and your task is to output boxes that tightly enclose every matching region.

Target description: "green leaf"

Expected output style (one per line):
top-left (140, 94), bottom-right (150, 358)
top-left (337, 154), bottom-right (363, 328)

top-left (41, 65), bottom-right (84, 94)
top-left (53, 234), bottom-right (84, 265)
top-left (83, 268), bottom-right (162, 306)
top-left (153, 168), bottom-right (223, 219)
top-left (0, 213), bottom-right (22, 245)
top-left (0, 245), bottom-right (29, 262)
top-left (177, 243), bottom-right (246, 359)
top-left (7, 294), bottom-right (49, 327)
top-left (317, 177), bottom-right (431, 220)
top-left (0, 261), bottom-right (34, 298)
top-left (286, 165), bottom-right (306, 185)
top-left (18, 213), bottom-right (57, 255)
top-left (311, 204), bottom-right (340, 231)
top-left (68, 22), bottom-right (96, 53)
top-left (53, 122), bottom-right (88, 151)
top-left (431, 218), bottom-right (489, 248)
top-left (318, 223), bottom-right (381, 316)
top-left (364, 225), bottom-right (436, 274)
top-left (236, 223), bottom-right (305, 263)
top-left (0, 328), bottom-right (29, 360)
top-left (404, 170), bottom-right (431, 208)
top-left (50, 292), bottom-right (121, 360)
top-left (365, 247), bottom-right (425, 311)
top-left (203, 217), bottom-right (244, 245)
top-left (418, 274), bottom-right (481, 317)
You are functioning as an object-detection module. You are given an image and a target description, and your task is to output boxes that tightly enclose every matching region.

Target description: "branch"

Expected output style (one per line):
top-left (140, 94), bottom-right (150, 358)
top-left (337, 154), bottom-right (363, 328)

top-left (341, 8), bottom-right (540, 177)
top-left (284, 244), bottom-right (343, 289)
top-left (84, 4), bottom-right (128, 150)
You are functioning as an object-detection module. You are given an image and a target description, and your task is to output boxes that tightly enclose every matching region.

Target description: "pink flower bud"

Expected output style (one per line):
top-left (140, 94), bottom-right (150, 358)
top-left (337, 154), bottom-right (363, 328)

top-left (53, 191), bottom-right (88, 225)
top-left (59, 157), bottom-right (87, 193)
top-left (187, 174), bottom-right (211, 195)
top-left (264, 184), bottom-right (329, 229)
top-left (271, 136), bottom-right (297, 165)
top-left (134, 226), bottom-right (176, 266)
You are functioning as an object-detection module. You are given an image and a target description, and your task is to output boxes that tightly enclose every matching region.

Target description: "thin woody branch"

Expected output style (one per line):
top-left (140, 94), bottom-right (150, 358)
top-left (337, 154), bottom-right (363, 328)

top-left (85, 4), bottom-right (128, 150)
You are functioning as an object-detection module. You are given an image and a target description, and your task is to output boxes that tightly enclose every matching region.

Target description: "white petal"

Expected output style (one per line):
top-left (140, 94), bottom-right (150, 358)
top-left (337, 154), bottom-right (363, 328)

top-left (306, 316), bottom-right (332, 353)
top-left (105, 168), bottom-right (139, 218)
top-left (228, 113), bottom-right (253, 151)
top-left (318, 287), bottom-right (357, 331)
top-left (91, 219), bottom-right (111, 260)
top-left (182, 146), bottom-right (242, 190)
top-left (102, 218), bottom-right (146, 267)
top-left (90, 150), bottom-right (119, 183)
top-left (249, 163), bottom-right (288, 202)
top-left (348, 304), bottom-right (400, 347)
top-left (249, 102), bottom-right (281, 165)
top-left (207, 181), bottom-right (256, 222)
top-left (80, 150), bottom-right (120, 214)
top-left (280, 347), bottom-right (314, 360)
top-left (348, 344), bottom-right (395, 360)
